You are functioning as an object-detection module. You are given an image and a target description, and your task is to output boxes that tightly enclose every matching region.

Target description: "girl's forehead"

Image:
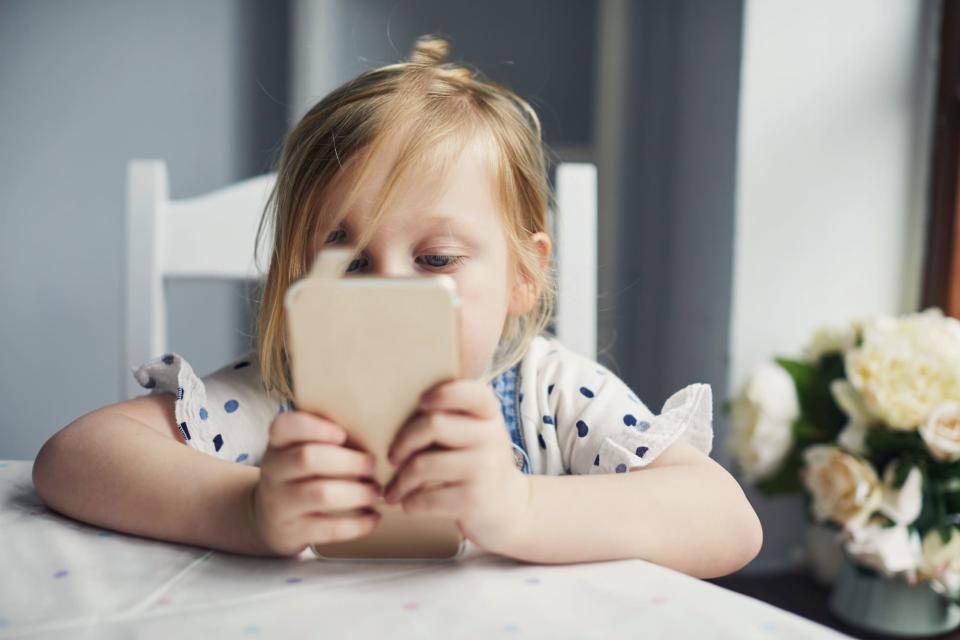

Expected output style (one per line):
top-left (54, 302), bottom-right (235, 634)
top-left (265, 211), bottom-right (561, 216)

top-left (331, 211), bottom-right (479, 242)
top-left (325, 134), bottom-right (500, 234)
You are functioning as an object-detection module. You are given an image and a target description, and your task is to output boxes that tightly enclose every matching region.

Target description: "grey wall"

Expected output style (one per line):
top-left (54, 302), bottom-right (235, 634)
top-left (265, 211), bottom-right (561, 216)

top-left (291, 0), bottom-right (597, 148)
top-left (602, 0), bottom-right (742, 474)
top-left (0, 0), bottom-right (289, 459)
top-left (345, 0), bottom-right (597, 148)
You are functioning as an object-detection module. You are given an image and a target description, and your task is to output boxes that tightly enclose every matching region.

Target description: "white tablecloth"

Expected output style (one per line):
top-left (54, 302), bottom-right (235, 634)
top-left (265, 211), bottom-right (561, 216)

top-left (0, 460), bottom-right (850, 639)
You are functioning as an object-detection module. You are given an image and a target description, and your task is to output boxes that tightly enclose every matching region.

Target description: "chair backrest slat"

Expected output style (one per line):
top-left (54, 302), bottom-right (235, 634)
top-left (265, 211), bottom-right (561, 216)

top-left (554, 163), bottom-right (598, 362)
top-left (163, 174), bottom-right (274, 279)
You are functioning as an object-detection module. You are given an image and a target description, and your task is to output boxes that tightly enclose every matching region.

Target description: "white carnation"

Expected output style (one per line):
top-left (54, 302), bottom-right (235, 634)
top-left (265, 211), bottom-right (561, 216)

top-left (831, 379), bottom-right (877, 455)
top-left (921, 528), bottom-right (960, 598)
top-left (919, 401), bottom-right (960, 462)
top-left (801, 445), bottom-right (881, 532)
top-left (845, 308), bottom-right (960, 430)
top-left (844, 519), bottom-right (923, 581)
top-left (728, 362), bottom-right (799, 482)
top-left (878, 463), bottom-right (922, 526)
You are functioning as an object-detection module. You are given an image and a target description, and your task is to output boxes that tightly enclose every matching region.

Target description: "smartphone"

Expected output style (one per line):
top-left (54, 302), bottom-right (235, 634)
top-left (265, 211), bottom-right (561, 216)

top-left (283, 247), bottom-right (467, 561)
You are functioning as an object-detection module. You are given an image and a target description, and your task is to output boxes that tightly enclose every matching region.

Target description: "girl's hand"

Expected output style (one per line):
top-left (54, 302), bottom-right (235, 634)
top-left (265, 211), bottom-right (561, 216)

top-left (250, 411), bottom-right (383, 556)
top-left (383, 379), bottom-right (531, 554)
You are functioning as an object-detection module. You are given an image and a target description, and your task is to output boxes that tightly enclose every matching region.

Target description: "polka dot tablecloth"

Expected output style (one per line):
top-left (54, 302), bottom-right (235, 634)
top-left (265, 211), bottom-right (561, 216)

top-left (0, 461), bottom-right (852, 639)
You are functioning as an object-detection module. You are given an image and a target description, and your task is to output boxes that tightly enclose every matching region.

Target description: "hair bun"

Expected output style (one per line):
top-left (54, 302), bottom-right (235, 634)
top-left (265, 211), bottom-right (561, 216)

top-left (409, 35), bottom-right (450, 66)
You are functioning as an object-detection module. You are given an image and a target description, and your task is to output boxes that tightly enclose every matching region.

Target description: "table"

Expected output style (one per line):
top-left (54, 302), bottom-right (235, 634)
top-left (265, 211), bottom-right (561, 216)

top-left (0, 460), bottom-right (852, 639)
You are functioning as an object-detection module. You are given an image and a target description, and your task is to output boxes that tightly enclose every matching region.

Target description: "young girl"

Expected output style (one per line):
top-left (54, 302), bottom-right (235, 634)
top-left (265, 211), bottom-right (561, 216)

top-left (33, 35), bottom-right (762, 578)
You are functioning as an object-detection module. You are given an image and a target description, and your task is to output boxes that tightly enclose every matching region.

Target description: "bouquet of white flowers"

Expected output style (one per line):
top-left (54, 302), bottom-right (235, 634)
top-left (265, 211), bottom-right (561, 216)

top-left (726, 308), bottom-right (960, 599)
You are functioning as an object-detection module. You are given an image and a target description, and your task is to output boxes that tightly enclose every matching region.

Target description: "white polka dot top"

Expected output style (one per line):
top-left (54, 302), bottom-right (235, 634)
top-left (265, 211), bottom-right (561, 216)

top-left (130, 335), bottom-right (714, 474)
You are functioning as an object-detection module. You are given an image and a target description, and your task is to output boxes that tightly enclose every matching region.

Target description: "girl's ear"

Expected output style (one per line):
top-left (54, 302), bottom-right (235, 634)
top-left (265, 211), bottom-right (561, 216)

top-left (508, 232), bottom-right (552, 315)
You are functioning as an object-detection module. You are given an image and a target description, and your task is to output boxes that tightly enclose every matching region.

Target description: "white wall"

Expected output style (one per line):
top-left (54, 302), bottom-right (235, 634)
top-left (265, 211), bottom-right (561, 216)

top-left (729, 0), bottom-right (940, 572)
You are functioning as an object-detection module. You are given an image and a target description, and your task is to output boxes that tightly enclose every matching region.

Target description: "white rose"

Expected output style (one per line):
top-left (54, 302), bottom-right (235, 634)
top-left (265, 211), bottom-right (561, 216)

top-left (919, 401), bottom-right (960, 462)
top-left (831, 379), bottom-right (878, 455)
top-left (804, 320), bottom-right (862, 361)
top-left (845, 308), bottom-right (960, 430)
top-left (728, 362), bottom-right (799, 482)
top-left (878, 463), bottom-right (922, 526)
top-left (801, 445), bottom-right (881, 532)
top-left (844, 519), bottom-right (923, 581)
top-left (921, 528), bottom-right (960, 598)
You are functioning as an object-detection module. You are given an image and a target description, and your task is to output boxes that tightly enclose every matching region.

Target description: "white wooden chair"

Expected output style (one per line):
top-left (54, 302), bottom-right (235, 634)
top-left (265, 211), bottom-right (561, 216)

top-left (123, 160), bottom-right (597, 399)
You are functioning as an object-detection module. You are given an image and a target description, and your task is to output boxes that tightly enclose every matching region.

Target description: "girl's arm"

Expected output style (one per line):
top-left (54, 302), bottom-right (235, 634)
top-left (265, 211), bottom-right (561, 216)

top-left (32, 395), bottom-right (271, 555)
top-left (493, 441), bottom-right (763, 578)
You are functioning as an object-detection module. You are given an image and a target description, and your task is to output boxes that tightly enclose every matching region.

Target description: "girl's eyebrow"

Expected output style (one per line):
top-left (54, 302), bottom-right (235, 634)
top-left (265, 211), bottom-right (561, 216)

top-left (325, 214), bottom-right (475, 244)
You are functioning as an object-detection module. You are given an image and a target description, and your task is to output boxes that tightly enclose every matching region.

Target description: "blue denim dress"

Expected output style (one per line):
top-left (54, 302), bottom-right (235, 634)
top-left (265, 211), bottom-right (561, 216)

top-left (490, 363), bottom-right (531, 474)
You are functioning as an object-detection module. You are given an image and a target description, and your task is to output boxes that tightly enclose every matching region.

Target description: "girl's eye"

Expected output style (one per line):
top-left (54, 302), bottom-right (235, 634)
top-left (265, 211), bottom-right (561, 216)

top-left (343, 254), bottom-right (466, 274)
top-left (325, 228), bottom-right (347, 244)
top-left (345, 257), bottom-right (367, 273)
top-left (418, 255), bottom-right (466, 270)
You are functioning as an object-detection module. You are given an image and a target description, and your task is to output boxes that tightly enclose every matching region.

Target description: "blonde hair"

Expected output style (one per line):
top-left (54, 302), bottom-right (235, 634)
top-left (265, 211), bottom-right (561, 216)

top-left (254, 34), bottom-right (557, 402)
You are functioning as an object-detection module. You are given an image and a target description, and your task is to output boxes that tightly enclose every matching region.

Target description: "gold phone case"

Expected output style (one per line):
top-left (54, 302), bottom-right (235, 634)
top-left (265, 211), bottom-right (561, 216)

top-left (283, 247), bottom-right (466, 561)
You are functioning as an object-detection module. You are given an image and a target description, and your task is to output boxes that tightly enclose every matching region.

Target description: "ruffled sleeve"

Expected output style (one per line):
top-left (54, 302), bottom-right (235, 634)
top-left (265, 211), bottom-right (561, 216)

top-left (517, 336), bottom-right (714, 475)
top-left (130, 351), bottom-right (282, 466)
top-left (588, 381), bottom-right (714, 474)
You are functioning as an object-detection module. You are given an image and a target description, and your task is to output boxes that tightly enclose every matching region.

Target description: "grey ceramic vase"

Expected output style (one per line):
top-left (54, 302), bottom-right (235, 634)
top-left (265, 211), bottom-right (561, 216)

top-left (829, 556), bottom-right (960, 637)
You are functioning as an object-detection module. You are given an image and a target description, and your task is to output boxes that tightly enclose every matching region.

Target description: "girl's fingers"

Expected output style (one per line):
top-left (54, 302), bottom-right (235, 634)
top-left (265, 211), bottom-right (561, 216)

top-left (384, 450), bottom-right (472, 504)
top-left (400, 483), bottom-right (464, 519)
top-left (388, 411), bottom-right (482, 468)
top-left (289, 478), bottom-right (382, 514)
top-left (264, 442), bottom-right (375, 483)
top-left (269, 411), bottom-right (346, 449)
top-left (302, 509), bottom-right (382, 544)
top-left (419, 379), bottom-right (501, 419)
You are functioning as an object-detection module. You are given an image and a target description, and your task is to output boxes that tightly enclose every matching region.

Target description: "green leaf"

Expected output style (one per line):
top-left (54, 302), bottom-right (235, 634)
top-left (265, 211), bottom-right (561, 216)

top-left (864, 428), bottom-right (925, 456)
top-left (937, 485), bottom-right (951, 544)
top-left (775, 357), bottom-right (816, 392)
top-left (927, 457), bottom-right (960, 480)
top-left (940, 522), bottom-right (953, 545)
top-left (891, 458), bottom-right (912, 490)
top-left (775, 357), bottom-right (846, 438)
top-left (914, 466), bottom-right (940, 534)
top-left (944, 488), bottom-right (960, 515)
top-left (819, 353), bottom-right (847, 384)
top-left (792, 418), bottom-right (829, 445)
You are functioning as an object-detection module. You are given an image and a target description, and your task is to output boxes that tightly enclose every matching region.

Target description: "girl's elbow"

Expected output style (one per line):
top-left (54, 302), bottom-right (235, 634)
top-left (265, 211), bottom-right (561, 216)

top-left (722, 466), bottom-right (764, 571)
top-left (698, 507), bottom-right (763, 580)
top-left (737, 505), bottom-right (764, 571)
top-left (32, 431), bottom-right (65, 503)
top-left (716, 475), bottom-right (764, 576)
top-left (32, 422), bottom-right (80, 505)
